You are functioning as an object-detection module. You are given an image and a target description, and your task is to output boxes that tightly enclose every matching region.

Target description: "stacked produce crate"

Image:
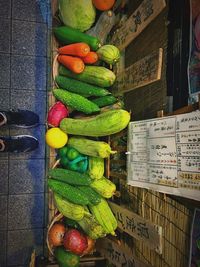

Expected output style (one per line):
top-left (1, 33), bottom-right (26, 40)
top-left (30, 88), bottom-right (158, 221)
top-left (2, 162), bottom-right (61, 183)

top-left (46, 1), bottom-right (130, 266)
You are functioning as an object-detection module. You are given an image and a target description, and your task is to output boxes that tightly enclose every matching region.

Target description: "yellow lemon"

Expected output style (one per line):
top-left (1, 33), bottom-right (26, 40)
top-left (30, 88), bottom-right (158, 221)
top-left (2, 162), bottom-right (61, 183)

top-left (45, 127), bottom-right (68, 148)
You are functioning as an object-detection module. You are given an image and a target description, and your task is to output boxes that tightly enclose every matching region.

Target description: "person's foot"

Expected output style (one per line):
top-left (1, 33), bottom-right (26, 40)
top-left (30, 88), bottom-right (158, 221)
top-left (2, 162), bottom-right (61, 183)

top-left (0, 110), bottom-right (39, 128)
top-left (0, 135), bottom-right (39, 153)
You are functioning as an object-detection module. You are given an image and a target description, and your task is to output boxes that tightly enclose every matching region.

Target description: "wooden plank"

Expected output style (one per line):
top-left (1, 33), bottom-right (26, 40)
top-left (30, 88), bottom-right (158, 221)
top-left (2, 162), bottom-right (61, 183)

top-left (109, 202), bottom-right (162, 254)
top-left (97, 238), bottom-right (153, 267)
top-left (110, 171), bottom-right (127, 179)
top-left (111, 0), bottom-right (166, 50)
top-left (113, 48), bottom-right (163, 94)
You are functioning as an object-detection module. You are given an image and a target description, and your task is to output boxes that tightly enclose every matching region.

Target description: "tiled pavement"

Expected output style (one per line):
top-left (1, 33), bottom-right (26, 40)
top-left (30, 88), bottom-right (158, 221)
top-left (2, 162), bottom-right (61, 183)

top-left (0, 0), bottom-right (51, 266)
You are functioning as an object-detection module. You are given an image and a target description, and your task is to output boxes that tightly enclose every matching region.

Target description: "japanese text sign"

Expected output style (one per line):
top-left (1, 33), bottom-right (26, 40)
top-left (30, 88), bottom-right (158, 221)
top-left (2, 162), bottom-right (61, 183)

top-left (111, 0), bottom-right (166, 50)
top-left (109, 202), bottom-right (162, 253)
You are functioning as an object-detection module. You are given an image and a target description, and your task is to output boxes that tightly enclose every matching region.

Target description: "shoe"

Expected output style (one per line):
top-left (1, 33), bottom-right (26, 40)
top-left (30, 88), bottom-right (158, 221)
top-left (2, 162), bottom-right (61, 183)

top-left (0, 135), bottom-right (39, 153)
top-left (0, 110), bottom-right (39, 128)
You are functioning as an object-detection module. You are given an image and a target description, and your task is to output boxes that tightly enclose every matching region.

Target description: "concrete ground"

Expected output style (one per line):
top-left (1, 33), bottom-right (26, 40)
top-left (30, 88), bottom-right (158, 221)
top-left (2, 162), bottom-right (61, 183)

top-left (0, 0), bottom-right (51, 266)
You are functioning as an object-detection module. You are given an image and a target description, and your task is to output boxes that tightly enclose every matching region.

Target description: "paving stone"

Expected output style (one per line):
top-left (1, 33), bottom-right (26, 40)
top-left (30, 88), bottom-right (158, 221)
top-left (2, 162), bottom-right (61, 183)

top-left (0, 231), bottom-right (6, 266)
top-left (8, 194), bottom-right (44, 230)
top-left (12, 0), bottom-right (48, 23)
top-left (10, 90), bottom-right (46, 123)
top-left (0, 54), bottom-right (10, 88)
top-left (12, 20), bottom-right (47, 56)
top-left (11, 55), bottom-right (46, 91)
top-left (0, 0), bottom-right (11, 18)
top-left (0, 18), bottom-right (10, 53)
top-left (0, 195), bottom-right (7, 230)
top-left (0, 89), bottom-right (10, 110)
top-left (7, 228), bottom-right (43, 266)
top-left (9, 159), bottom-right (45, 194)
top-left (0, 160), bottom-right (8, 195)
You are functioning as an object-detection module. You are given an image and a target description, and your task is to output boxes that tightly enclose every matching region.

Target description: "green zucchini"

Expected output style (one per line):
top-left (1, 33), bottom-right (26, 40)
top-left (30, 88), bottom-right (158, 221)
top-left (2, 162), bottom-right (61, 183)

top-left (48, 179), bottom-right (90, 205)
top-left (92, 95), bottom-right (117, 107)
top-left (77, 186), bottom-right (101, 205)
top-left (97, 45), bottom-right (120, 65)
top-left (60, 109), bottom-right (130, 137)
top-left (53, 89), bottom-right (100, 115)
top-left (54, 26), bottom-right (101, 51)
top-left (48, 168), bottom-right (92, 186)
top-left (55, 75), bottom-right (111, 97)
top-left (54, 193), bottom-right (90, 221)
top-left (68, 136), bottom-right (116, 158)
top-left (59, 65), bottom-right (116, 88)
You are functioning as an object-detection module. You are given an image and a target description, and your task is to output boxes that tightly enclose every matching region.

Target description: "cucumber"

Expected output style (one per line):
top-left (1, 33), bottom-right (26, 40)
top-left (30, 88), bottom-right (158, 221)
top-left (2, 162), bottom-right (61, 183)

top-left (92, 95), bottom-right (117, 107)
top-left (60, 109), bottom-right (130, 137)
top-left (55, 75), bottom-right (111, 97)
top-left (77, 186), bottom-right (101, 205)
top-left (59, 65), bottom-right (116, 88)
top-left (48, 168), bottom-right (92, 186)
top-left (54, 247), bottom-right (80, 267)
top-left (53, 89), bottom-right (100, 114)
top-left (48, 179), bottom-right (90, 205)
top-left (54, 26), bottom-right (101, 51)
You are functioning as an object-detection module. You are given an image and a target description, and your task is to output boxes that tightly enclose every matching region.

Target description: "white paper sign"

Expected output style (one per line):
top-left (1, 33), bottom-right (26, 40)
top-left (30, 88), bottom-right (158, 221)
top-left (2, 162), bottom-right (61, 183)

top-left (127, 111), bottom-right (200, 200)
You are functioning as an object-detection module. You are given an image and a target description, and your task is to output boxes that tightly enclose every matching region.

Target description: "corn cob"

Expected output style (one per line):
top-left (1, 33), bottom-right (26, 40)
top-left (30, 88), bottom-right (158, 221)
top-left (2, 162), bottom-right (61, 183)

top-left (90, 177), bottom-right (116, 198)
top-left (89, 198), bottom-right (117, 235)
top-left (54, 193), bottom-right (90, 221)
top-left (78, 214), bottom-right (106, 239)
top-left (88, 156), bottom-right (104, 180)
top-left (68, 136), bottom-right (116, 158)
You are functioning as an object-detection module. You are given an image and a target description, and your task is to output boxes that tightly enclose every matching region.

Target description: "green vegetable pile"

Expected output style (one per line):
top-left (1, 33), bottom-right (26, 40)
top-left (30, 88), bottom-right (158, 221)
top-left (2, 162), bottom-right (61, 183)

top-left (46, 1), bottom-right (131, 266)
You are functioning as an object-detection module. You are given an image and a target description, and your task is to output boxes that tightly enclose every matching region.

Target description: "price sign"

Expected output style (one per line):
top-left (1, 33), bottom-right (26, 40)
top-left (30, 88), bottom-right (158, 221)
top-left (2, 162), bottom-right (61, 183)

top-left (109, 202), bottom-right (162, 254)
top-left (111, 0), bottom-right (166, 50)
top-left (97, 238), bottom-right (153, 267)
top-left (113, 49), bottom-right (163, 93)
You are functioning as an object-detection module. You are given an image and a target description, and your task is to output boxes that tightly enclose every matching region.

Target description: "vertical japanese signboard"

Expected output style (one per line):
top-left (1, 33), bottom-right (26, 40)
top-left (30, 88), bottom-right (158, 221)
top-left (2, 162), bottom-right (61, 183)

top-left (109, 202), bottom-right (162, 254)
top-left (97, 238), bottom-right (153, 267)
top-left (112, 49), bottom-right (163, 93)
top-left (111, 0), bottom-right (166, 50)
top-left (127, 111), bottom-right (200, 201)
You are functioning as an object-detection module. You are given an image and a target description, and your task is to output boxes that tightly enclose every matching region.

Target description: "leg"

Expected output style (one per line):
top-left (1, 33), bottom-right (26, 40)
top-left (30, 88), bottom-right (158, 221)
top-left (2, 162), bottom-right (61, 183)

top-left (0, 139), bottom-right (5, 151)
top-left (0, 135), bottom-right (39, 153)
top-left (0, 110), bottom-right (39, 128)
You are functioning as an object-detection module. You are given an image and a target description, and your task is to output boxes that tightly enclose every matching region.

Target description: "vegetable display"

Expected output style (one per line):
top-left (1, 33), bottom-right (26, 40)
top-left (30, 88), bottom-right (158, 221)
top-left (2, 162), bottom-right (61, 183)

top-left (97, 44), bottom-right (120, 65)
top-left (59, 65), bottom-right (116, 87)
top-left (54, 26), bottom-right (101, 51)
top-left (55, 76), bottom-right (110, 97)
top-left (92, 0), bottom-right (116, 11)
top-left (53, 89), bottom-right (100, 114)
top-left (67, 136), bottom-right (117, 158)
top-left (58, 43), bottom-right (90, 57)
top-left (46, 1), bottom-right (131, 265)
top-left (58, 0), bottom-right (96, 32)
top-left (60, 109), bottom-right (130, 137)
